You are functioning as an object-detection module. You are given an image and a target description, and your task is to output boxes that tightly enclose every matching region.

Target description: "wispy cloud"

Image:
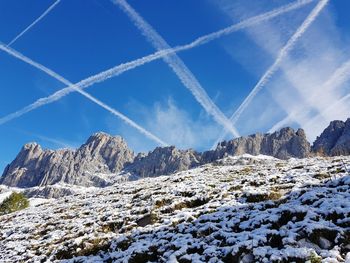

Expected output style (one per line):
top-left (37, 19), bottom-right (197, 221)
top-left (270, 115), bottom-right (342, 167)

top-left (213, 0), bottom-right (350, 142)
top-left (17, 129), bottom-right (78, 149)
top-left (212, 0), bottom-right (328, 148)
top-left (269, 58), bottom-right (350, 133)
top-left (107, 98), bottom-right (221, 152)
top-left (0, 0), bottom-right (315, 138)
top-left (112, 0), bottom-right (241, 138)
top-left (8, 0), bottom-right (61, 46)
top-left (147, 99), bottom-right (221, 150)
top-left (33, 134), bottom-right (76, 149)
top-left (302, 60), bottom-right (350, 134)
top-left (0, 44), bottom-right (168, 146)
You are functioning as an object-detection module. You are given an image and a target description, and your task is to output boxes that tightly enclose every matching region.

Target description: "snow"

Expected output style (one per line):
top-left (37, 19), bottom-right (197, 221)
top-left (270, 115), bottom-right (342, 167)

top-left (0, 155), bottom-right (349, 262)
top-left (28, 198), bottom-right (52, 207)
top-left (0, 191), bottom-right (12, 204)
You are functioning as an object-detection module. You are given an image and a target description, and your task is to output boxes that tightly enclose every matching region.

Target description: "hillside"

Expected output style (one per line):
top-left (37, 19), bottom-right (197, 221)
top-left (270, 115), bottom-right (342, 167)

top-left (1, 155), bottom-right (349, 262)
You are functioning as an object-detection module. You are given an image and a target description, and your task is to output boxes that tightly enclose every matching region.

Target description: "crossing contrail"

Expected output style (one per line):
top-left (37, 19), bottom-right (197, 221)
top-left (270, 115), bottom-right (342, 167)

top-left (274, 59), bottom-right (350, 133)
top-left (8, 0), bottom-right (61, 46)
top-left (0, 44), bottom-right (168, 146)
top-left (212, 0), bottom-right (328, 149)
top-left (0, 0), bottom-right (314, 132)
top-left (112, 0), bottom-right (241, 138)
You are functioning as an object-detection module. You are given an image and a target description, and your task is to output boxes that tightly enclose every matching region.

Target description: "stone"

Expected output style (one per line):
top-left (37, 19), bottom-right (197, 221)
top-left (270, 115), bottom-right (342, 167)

top-left (0, 132), bottom-right (134, 188)
top-left (313, 118), bottom-right (350, 156)
top-left (202, 127), bottom-right (310, 162)
top-left (127, 146), bottom-right (201, 178)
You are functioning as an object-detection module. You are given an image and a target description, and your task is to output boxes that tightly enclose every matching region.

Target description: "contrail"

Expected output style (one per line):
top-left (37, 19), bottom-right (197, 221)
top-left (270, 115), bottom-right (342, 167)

top-left (304, 92), bottom-right (350, 139)
top-left (112, 0), bottom-right (241, 138)
top-left (212, 0), bottom-right (328, 149)
top-left (0, 0), bottom-right (314, 129)
top-left (281, 59), bottom-right (350, 133)
top-left (166, 0), bottom-right (315, 51)
top-left (8, 0), bottom-right (61, 46)
top-left (0, 44), bottom-right (168, 146)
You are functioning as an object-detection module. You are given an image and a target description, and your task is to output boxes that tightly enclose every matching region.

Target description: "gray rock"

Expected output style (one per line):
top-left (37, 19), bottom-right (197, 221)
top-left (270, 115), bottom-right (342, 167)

top-left (318, 236), bottom-right (332, 250)
top-left (261, 128), bottom-right (311, 159)
top-left (127, 146), bottom-right (201, 178)
top-left (203, 127), bottom-right (310, 162)
top-left (330, 118), bottom-right (350, 156)
top-left (4, 119), bottom-right (349, 191)
top-left (241, 254), bottom-right (255, 263)
top-left (23, 186), bottom-right (78, 199)
top-left (312, 118), bottom-right (350, 156)
top-left (0, 132), bottom-right (134, 188)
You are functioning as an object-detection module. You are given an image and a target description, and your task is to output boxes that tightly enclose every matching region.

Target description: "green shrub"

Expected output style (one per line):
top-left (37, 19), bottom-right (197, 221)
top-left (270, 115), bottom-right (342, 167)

top-left (310, 252), bottom-right (322, 263)
top-left (245, 191), bottom-right (282, 203)
top-left (0, 192), bottom-right (29, 215)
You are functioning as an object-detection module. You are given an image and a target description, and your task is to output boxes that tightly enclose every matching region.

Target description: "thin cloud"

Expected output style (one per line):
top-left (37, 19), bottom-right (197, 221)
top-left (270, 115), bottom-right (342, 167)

top-left (215, 0), bottom-right (350, 143)
top-left (0, 0), bottom-right (314, 133)
top-left (8, 0), bottom-right (61, 46)
top-left (269, 59), bottom-right (350, 133)
top-left (212, 0), bottom-right (328, 148)
top-left (35, 135), bottom-right (75, 149)
top-left (108, 98), bottom-right (222, 152)
top-left (21, 131), bottom-right (77, 149)
top-left (112, 0), bottom-right (240, 138)
top-left (301, 59), bottom-right (350, 135)
top-left (0, 44), bottom-right (168, 146)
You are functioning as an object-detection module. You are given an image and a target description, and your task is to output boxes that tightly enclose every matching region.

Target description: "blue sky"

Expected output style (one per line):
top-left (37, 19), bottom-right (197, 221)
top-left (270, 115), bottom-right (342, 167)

top-left (0, 0), bottom-right (350, 172)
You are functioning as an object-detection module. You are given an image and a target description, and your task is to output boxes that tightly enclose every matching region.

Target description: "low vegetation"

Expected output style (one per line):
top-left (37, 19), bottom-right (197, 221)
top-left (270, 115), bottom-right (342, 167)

top-left (0, 192), bottom-right (29, 215)
top-left (1, 156), bottom-right (350, 262)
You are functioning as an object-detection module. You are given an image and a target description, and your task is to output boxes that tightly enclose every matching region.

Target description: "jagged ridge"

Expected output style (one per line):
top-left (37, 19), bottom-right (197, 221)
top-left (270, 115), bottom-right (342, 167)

top-left (0, 132), bottom-right (134, 188)
top-left (313, 118), bottom-right (350, 156)
top-left (1, 119), bottom-right (350, 188)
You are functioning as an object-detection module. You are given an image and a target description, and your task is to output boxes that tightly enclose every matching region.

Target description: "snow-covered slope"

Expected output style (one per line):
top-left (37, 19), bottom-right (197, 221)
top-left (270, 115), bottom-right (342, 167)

top-left (0, 155), bottom-right (349, 262)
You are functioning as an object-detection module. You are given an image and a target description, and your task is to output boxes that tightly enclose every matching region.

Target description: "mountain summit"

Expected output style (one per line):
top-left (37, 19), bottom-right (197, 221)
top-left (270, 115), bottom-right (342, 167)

top-left (204, 127), bottom-right (310, 162)
top-left (1, 120), bottom-right (350, 189)
top-left (313, 118), bottom-right (350, 156)
top-left (0, 132), bottom-right (134, 188)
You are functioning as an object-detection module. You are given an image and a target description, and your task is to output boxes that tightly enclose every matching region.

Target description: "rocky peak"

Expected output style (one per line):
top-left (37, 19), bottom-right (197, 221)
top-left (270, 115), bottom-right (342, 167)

top-left (15, 142), bottom-right (44, 166)
top-left (312, 119), bottom-right (349, 156)
top-left (262, 127), bottom-right (310, 159)
top-left (127, 146), bottom-right (201, 178)
top-left (296, 128), bottom-right (306, 137)
top-left (23, 142), bottom-right (40, 150)
top-left (78, 132), bottom-right (134, 173)
top-left (202, 127), bottom-right (310, 162)
top-left (0, 133), bottom-right (134, 188)
top-left (85, 132), bottom-right (122, 146)
top-left (313, 118), bottom-right (350, 156)
top-left (1, 120), bottom-right (350, 190)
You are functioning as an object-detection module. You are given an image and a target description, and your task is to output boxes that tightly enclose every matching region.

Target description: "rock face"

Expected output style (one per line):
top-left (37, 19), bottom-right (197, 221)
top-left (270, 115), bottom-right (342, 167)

top-left (203, 127), bottom-right (311, 162)
top-left (127, 146), bottom-right (201, 178)
top-left (0, 133), bottom-right (134, 188)
top-left (2, 120), bottom-right (350, 190)
top-left (312, 118), bottom-right (350, 156)
top-left (131, 127), bottom-right (311, 178)
top-left (23, 186), bottom-right (78, 199)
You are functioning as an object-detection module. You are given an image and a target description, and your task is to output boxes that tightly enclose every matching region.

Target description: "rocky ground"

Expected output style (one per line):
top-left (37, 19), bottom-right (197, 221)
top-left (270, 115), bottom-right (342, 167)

top-left (0, 155), bottom-right (350, 262)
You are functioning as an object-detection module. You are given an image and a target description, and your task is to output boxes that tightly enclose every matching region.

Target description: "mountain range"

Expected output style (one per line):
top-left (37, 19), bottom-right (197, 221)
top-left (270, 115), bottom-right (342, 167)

top-left (1, 118), bottom-right (349, 189)
top-left (1, 120), bottom-right (350, 262)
